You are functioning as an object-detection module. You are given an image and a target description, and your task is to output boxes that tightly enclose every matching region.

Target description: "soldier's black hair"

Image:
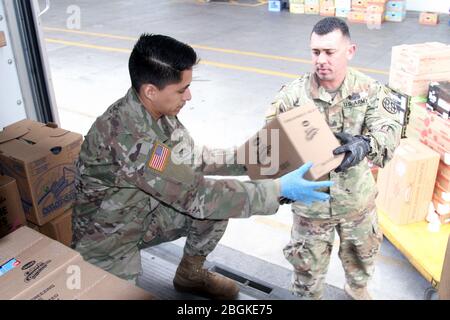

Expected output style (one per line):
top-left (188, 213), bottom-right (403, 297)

top-left (311, 17), bottom-right (351, 40)
top-left (129, 33), bottom-right (198, 91)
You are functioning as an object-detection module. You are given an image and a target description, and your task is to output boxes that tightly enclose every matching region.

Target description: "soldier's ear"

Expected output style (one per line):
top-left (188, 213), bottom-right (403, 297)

top-left (347, 43), bottom-right (356, 61)
top-left (142, 84), bottom-right (159, 101)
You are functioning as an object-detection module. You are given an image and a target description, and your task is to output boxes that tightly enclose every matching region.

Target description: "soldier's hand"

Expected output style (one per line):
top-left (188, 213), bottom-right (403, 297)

top-left (333, 132), bottom-right (371, 173)
top-left (278, 162), bottom-right (334, 205)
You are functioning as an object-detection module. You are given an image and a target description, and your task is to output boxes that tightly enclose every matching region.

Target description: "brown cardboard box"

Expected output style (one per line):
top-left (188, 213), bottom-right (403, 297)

top-left (419, 12), bottom-right (439, 25)
top-left (238, 103), bottom-right (343, 180)
top-left (376, 139), bottom-right (440, 225)
top-left (390, 42), bottom-right (450, 76)
top-left (439, 236), bottom-right (450, 299)
top-left (0, 119), bottom-right (82, 226)
top-left (366, 4), bottom-right (385, 13)
top-left (27, 208), bottom-right (72, 246)
top-left (320, 6), bottom-right (335, 16)
top-left (0, 226), bottom-right (155, 300)
top-left (305, 5), bottom-right (320, 14)
top-left (0, 31), bottom-right (6, 47)
top-left (388, 69), bottom-right (450, 97)
top-left (0, 175), bottom-right (26, 238)
top-left (365, 12), bottom-right (384, 24)
top-left (347, 11), bottom-right (366, 22)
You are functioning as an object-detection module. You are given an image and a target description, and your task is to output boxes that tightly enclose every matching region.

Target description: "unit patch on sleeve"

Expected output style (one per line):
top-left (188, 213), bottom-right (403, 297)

top-left (148, 142), bottom-right (171, 172)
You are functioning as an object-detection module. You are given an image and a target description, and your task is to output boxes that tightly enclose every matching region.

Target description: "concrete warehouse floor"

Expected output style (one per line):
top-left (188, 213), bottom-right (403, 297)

top-left (40, 0), bottom-right (450, 299)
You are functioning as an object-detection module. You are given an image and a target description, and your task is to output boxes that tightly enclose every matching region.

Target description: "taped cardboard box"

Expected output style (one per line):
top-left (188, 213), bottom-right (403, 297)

top-left (419, 12), bottom-right (439, 25)
top-left (439, 236), bottom-right (450, 299)
top-left (388, 69), bottom-right (450, 97)
top-left (238, 103), bottom-right (343, 180)
top-left (376, 139), bottom-right (440, 225)
top-left (0, 119), bottom-right (82, 226)
top-left (0, 226), bottom-right (155, 300)
top-left (0, 175), bottom-right (26, 239)
top-left (27, 208), bottom-right (72, 247)
top-left (390, 42), bottom-right (450, 76)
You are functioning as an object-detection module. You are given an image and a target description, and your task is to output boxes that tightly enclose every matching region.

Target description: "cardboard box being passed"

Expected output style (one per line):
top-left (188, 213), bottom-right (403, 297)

top-left (376, 138), bottom-right (440, 225)
top-left (238, 103), bottom-right (344, 180)
top-left (0, 226), bottom-right (155, 300)
top-left (0, 119), bottom-right (82, 226)
top-left (0, 175), bottom-right (26, 238)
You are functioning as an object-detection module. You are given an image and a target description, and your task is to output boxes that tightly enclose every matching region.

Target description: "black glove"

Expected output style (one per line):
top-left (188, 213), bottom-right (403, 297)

top-left (333, 132), bottom-right (371, 173)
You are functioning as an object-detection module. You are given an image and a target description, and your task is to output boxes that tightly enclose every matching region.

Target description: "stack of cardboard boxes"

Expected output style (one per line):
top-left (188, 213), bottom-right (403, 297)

top-left (384, 0), bottom-right (406, 22)
top-left (406, 92), bottom-right (450, 224)
top-left (389, 42), bottom-right (450, 98)
top-left (0, 119), bottom-right (82, 245)
top-left (0, 227), bottom-right (155, 300)
top-left (347, 0), bottom-right (367, 23)
top-left (365, 0), bottom-right (387, 27)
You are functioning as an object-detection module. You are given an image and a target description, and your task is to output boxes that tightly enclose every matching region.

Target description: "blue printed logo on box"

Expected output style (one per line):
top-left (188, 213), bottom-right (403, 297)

top-left (0, 258), bottom-right (21, 277)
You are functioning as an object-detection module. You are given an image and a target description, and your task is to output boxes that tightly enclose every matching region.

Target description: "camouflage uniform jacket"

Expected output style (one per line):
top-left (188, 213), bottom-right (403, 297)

top-left (73, 88), bottom-right (280, 243)
top-left (266, 68), bottom-right (402, 219)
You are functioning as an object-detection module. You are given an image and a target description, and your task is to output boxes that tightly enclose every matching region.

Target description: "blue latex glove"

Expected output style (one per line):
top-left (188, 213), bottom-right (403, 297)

top-left (279, 162), bottom-right (334, 205)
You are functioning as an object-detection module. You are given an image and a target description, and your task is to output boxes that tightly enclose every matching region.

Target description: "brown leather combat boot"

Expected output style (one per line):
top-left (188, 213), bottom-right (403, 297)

top-left (173, 255), bottom-right (239, 300)
top-left (344, 283), bottom-right (373, 300)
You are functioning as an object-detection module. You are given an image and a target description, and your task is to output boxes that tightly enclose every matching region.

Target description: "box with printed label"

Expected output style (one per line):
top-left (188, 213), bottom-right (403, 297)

top-left (238, 103), bottom-right (344, 180)
top-left (290, 3), bottom-right (305, 13)
top-left (320, 6), bottom-right (335, 16)
top-left (335, 7), bottom-right (350, 16)
top-left (386, 0), bottom-right (405, 12)
top-left (0, 175), bottom-right (26, 239)
top-left (347, 10), bottom-right (366, 22)
top-left (0, 227), bottom-right (155, 300)
top-left (385, 10), bottom-right (405, 22)
top-left (320, 0), bottom-right (334, 8)
top-left (335, 0), bottom-right (351, 9)
top-left (419, 12), bottom-right (439, 25)
top-left (0, 119), bottom-right (82, 226)
top-left (390, 42), bottom-right (450, 76)
top-left (427, 81), bottom-right (450, 119)
top-left (389, 69), bottom-right (450, 97)
top-left (305, 5), bottom-right (320, 13)
top-left (268, 1), bottom-right (282, 12)
top-left (376, 139), bottom-right (440, 225)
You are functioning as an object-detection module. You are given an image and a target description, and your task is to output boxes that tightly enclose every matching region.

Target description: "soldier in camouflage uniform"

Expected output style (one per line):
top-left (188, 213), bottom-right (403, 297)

top-left (72, 33), bottom-right (333, 300)
top-left (266, 18), bottom-right (402, 300)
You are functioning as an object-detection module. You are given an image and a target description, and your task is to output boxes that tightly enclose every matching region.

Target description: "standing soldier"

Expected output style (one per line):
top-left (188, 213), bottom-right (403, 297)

top-left (72, 33), bottom-right (333, 300)
top-left (266, 17), bottom-right (401, 300)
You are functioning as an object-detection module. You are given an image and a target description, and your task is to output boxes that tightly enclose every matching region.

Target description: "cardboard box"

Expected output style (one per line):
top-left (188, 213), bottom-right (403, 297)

top-left (305, 0), bottom-right (319, 5)
top-left (0, 227), bottom-right (155, 300)
top-left (0, 175), bottom-right (26, 238)
top-left (268, 1), bottom-right (282, 12)
top-left (427, 81), bottom-right (450, 119)
top-left (238, 103), bottom-right (343, 180)
top-left (305, 5), bottom-right (320, 13)
top-left (365, 12), bottom-right (384, 25)
top-left (419, 12), bottom-right (439, 25)
top-left (320, 6), bottom-right (335, 16)
top-left (390, 42), bottom-right (450, 76)
top-left (438, 161), bottom-right (450, 181)
top-left (319, 0), bottom-right (334, 8)
top-left (351, 0), bottom-right (367, 7)
top-left (0, 31), bottom-right (6, 47)
top-left (386, 0), bottom-right (405, 12)
top-left (27, 208), bottom-right (72, 247)
top-left (439, 236), bottom-right (450, 299)
top-left (376, 139), bottom-right (440, 225)
top-left (389, 69), bottom-right (450, 97)
top-left (0, 119), bottom-right (82, 226)
top-left (385, 10), bottom-right (405, 22)
top-left (366, 4), bottom-right (385, 13)
top-left (290, 3), bottom-right (305, 13)
top-left (335, 0), bottom-right (351, 9)
top-left (347, 10), bottom-right (366, 22)
top-left (434, 182), bottom-right (450, 202)
top-left (335, 8), bottom-right (350, 17)
top-left (437, 172), bottom-right (450, 190)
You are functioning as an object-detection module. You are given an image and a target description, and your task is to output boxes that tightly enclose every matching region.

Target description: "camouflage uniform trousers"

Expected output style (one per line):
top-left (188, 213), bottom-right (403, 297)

top-left (283, 206), bottom-right (383, 299)
top-left (77, 202), bottom-right (228, 284)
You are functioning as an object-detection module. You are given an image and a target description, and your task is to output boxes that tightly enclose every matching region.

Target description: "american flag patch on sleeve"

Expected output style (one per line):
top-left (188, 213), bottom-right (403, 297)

top-left (148, 143), bottom-right (171, 172)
